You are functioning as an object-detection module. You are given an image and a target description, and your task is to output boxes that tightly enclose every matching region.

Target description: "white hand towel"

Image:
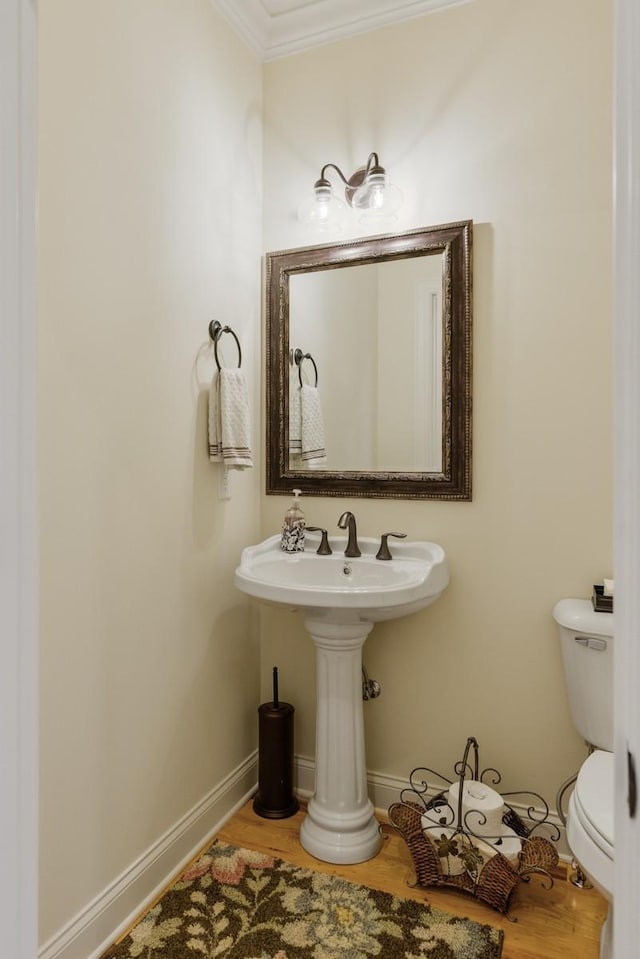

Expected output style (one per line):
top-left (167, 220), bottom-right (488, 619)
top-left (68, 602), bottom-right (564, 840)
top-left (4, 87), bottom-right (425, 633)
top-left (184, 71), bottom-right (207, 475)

top-left (208, 370), bottom-right (223, 462)
top-left (289, 385), bottom-right (302, 455)
top-left (300, 384), bottom-right (326, 465)
top-left (208, 368), bottom-right (253, 469)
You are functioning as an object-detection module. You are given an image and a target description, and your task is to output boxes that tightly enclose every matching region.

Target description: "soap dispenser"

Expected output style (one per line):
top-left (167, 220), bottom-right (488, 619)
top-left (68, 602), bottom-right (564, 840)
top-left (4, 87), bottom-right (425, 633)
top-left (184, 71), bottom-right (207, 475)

top-left (281, 489), bottom-right (305, 552)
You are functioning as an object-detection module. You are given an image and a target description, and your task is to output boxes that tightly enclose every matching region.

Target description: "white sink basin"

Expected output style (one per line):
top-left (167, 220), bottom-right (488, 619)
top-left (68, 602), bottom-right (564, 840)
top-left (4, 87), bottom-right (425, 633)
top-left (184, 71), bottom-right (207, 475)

top-left (235, 532), bottom-right (449, 622)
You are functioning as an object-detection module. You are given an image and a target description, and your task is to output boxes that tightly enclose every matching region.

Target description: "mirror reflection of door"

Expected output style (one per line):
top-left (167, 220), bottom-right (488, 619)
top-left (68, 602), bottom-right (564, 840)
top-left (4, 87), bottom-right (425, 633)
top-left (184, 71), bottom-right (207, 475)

top-left (289, 252), bottom-right (443, 472)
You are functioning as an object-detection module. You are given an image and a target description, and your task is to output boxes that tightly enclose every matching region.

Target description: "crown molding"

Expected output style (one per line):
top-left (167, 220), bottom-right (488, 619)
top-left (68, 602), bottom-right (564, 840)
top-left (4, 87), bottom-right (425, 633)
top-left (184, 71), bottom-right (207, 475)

top-left (211, 0), bottom-right (473, 61)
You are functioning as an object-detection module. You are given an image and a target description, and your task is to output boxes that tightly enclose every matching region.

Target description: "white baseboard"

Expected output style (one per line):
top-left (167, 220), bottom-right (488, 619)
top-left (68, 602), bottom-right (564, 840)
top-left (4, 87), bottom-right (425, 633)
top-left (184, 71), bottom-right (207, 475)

top-left (294, 754), bottom-right (570, 860)
top-left (39, 752), bottom-right (258, 959)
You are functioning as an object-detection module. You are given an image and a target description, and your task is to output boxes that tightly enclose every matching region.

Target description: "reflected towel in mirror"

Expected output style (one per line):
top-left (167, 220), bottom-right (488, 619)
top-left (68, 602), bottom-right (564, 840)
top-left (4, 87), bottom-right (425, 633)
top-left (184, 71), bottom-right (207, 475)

top-left (300, 385), bottom-right (326, 466)
top-left (289, 386), bottom-right (302, 455)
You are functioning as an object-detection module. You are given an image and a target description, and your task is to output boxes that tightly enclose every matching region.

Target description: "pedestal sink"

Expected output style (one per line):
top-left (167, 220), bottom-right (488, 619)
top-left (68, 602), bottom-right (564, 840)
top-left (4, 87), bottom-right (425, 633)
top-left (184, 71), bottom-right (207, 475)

top-left (235, 530), bottom-right (449, 864)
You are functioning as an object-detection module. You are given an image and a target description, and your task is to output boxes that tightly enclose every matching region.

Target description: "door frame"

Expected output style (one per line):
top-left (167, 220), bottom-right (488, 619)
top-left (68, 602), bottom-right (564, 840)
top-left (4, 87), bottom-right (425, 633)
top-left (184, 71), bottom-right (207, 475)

top-left (614, 0), bottom-right (640, 950)
top-left (0, 0), bottom-right (38, 956)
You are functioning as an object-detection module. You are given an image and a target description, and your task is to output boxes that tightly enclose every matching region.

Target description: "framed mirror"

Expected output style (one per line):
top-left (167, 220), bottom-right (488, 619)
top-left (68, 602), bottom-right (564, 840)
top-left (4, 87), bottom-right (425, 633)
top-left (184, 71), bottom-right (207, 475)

top-left (265, 220), bottom-right (472, 499)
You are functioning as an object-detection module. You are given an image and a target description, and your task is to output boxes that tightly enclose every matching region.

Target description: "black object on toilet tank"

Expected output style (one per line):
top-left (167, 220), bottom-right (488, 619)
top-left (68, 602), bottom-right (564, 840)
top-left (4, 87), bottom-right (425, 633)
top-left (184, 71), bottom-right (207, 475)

top-left (253, 667), bottom-right (299, 819)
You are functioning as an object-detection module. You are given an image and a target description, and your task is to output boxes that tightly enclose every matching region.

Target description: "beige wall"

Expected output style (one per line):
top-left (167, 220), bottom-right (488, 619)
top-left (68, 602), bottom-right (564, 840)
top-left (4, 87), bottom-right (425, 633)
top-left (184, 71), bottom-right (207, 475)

top-left (262, 0), bottom-right (612, 802)
top-left (38, 0), bottom-right (262, 944)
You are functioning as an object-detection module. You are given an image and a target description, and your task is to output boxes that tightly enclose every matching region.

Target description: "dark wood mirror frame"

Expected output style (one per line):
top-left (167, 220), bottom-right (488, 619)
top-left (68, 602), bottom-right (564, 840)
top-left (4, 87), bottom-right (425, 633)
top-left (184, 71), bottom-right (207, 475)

top-left (265, 220), bottom-right (472, 500)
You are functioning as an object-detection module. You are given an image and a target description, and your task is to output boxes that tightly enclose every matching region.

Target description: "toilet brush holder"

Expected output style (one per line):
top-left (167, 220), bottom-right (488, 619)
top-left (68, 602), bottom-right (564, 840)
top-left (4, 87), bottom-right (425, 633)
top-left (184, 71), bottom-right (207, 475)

top-left (253, 667), bottom-right (299, 820)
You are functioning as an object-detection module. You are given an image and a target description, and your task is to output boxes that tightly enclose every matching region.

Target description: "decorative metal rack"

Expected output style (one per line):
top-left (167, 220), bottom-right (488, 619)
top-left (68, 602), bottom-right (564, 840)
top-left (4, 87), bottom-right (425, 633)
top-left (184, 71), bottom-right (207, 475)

top-left (388, 737), bottom-right (560, 919)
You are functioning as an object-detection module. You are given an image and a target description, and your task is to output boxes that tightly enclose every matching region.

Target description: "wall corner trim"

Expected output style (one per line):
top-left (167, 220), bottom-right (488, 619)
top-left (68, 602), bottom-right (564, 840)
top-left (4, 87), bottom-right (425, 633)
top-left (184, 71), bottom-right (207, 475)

top-left (210, 0), bottom-right (474, 62)
top-left (39, 752), bottom-right (258, 959)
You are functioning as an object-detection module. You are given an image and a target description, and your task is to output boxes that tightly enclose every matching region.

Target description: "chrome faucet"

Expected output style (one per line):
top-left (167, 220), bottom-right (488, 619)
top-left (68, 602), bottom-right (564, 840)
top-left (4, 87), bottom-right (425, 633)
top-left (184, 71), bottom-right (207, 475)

top-left (337, 511), bottom-right (361, 557)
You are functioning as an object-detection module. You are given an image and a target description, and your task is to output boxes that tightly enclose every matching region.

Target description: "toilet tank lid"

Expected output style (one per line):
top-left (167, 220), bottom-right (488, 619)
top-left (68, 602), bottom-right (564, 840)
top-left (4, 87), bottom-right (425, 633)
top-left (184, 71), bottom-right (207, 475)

top-left (553, 598), bottom-right (614, 638)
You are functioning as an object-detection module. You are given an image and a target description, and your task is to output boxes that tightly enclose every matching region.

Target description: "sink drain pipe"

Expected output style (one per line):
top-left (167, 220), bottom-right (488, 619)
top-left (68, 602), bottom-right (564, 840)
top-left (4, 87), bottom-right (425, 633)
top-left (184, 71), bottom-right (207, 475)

top-left (362, 666), bottom-right (381, 701)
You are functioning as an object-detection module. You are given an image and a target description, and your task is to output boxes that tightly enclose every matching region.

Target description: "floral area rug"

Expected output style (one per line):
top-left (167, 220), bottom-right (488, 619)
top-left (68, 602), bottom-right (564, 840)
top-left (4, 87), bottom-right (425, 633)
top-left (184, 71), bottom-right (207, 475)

top-left (102, 840), bottom-right (503, 959)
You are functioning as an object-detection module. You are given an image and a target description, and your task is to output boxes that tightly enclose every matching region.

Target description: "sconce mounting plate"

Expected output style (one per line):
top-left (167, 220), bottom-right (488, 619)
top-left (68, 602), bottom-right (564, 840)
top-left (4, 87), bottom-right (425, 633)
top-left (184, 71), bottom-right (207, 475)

top-left (344, 167), bottom-right (366, 206)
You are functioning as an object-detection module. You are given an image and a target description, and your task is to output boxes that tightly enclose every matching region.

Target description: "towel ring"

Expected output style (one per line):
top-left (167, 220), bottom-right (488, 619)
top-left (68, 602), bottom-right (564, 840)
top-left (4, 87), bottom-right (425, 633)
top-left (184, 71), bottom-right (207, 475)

top-left (293, 348), bottom-right (318, 388)
top-left (209, 320), bottom-right (242, 371)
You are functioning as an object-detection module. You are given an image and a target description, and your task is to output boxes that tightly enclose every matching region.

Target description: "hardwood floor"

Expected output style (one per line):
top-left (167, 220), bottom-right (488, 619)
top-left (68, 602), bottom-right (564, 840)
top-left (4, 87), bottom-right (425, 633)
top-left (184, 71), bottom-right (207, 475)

top-left (217, 799), bottom-right (608, 959)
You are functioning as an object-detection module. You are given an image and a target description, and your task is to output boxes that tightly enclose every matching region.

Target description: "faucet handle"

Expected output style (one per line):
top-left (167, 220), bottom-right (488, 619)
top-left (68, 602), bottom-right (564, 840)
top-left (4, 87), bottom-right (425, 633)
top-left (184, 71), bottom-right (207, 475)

top-left (376, 532), bottom-right (407, 561)
top-left (307, 527), bottom-right (333, 555)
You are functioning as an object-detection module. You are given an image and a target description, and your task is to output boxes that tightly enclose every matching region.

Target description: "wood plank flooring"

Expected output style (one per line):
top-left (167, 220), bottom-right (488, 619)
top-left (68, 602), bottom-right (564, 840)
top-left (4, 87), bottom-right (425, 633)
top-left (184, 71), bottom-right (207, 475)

top-left (217, 799), bottom-right (608, 959)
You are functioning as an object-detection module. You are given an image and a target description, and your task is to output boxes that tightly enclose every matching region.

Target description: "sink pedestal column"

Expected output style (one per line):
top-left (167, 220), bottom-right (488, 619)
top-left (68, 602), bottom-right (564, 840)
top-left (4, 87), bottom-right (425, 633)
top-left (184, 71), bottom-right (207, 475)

top-left (299, 617), bottom-right (381, 864)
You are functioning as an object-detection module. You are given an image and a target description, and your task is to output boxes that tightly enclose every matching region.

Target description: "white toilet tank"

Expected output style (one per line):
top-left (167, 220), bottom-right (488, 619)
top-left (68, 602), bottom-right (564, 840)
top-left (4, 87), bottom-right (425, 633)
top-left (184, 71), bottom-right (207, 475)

top-left (553, 598), bottom-right (614, 751)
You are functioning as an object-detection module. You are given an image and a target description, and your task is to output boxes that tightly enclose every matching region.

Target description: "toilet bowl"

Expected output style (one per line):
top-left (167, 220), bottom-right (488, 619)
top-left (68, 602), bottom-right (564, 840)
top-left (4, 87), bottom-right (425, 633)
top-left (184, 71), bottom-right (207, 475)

top-left (566, 753), bottom-right (614, 959)
top-left (567, 749), bottom-right (614, 900)
top-left (553, 599), bottom-right (614, 959)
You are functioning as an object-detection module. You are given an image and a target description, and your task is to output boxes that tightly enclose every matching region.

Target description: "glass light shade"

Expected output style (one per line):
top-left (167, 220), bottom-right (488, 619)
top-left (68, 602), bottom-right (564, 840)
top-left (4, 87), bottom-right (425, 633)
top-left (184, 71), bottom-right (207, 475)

top-left (352, 171), bottom-right (403, 221)
top-left (298, 184), bottom-right (348, 232)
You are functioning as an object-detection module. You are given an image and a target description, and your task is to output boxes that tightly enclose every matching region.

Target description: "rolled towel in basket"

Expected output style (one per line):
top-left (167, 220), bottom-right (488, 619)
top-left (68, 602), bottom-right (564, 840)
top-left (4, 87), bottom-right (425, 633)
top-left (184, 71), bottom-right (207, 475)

top-left (448, 780), bottom-right (505, 841)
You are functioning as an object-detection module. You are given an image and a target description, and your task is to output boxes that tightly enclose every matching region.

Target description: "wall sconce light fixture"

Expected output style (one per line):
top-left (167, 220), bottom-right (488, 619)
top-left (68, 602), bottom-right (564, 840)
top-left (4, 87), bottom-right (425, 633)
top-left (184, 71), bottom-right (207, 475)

top-left (298, 152), bottom-right (403, 232)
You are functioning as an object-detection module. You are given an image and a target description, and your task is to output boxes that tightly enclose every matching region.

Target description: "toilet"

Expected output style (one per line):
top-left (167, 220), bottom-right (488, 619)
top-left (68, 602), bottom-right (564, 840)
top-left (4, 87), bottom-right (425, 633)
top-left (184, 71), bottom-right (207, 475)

top-left (553, 598), bottom-right (614, 959)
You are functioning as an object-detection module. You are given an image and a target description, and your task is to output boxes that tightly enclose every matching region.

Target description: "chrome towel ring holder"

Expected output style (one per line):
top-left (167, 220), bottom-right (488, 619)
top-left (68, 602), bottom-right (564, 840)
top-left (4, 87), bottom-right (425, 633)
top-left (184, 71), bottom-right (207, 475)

top-left (209, 320), bottom-right (242, 370)
top-left (293, 347), bottom-right (318, 387)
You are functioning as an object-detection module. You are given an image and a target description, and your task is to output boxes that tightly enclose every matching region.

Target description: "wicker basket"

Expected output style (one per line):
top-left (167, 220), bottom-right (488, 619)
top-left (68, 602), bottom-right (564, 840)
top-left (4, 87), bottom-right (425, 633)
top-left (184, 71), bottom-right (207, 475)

top-left (388, 799), bottom-right (559, 916)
